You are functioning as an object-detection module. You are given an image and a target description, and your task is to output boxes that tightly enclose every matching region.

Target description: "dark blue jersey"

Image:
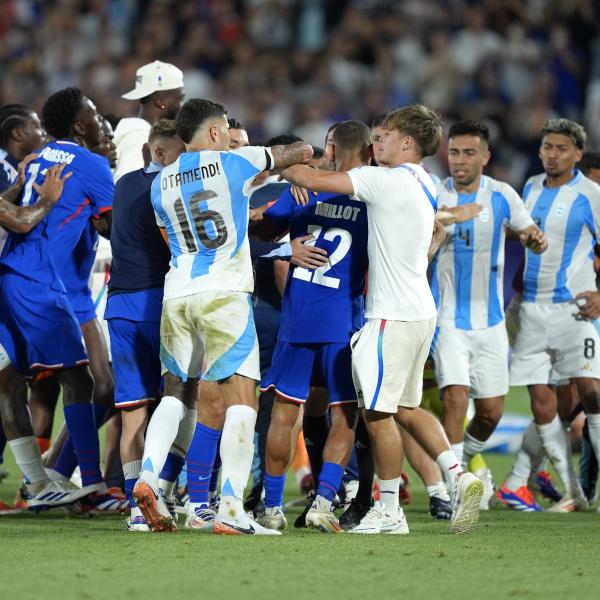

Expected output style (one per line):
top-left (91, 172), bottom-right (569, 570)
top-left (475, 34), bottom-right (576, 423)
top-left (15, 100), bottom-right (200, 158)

top-left (0, 140), bottom-right (113, 292)
top-left (264, 188), bottom-right (368, 344)
top-left (0, 149), bottom-right (19, 193)
top-left (108, 165), bottom-right (171, 295)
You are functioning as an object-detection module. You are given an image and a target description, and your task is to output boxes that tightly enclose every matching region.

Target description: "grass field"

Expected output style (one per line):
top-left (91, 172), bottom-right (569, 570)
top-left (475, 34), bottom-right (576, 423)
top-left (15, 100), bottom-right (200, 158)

top-left (1, 389), bottom-right (599, 600)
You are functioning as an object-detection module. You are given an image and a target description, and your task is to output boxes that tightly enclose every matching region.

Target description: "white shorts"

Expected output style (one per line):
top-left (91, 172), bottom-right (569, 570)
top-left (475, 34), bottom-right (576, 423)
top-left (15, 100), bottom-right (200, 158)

top-left (351, 317), bottom-right (435, 413)
top-left (510, 301), bottom-right (600, 385)
top-left (160, 291), bottom-right (260, 383)
top-left (431, 322), bottom-right (509, 398)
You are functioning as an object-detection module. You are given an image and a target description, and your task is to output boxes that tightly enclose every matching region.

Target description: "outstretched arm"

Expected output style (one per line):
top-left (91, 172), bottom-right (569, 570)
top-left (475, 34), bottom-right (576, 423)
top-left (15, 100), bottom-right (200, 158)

top-left (428, 220), bottom-right (446, 261)
top-left (0, 163), bottom-right (72, 233)
top-left (270, 142), bottom-right (314, 170)
top-left (279, 164), bottom-right (354, 195)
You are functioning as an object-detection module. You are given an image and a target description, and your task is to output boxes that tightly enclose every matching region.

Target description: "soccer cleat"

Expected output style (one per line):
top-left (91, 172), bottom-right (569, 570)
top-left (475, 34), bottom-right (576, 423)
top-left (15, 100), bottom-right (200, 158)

top-left (475, 468), bottom-right (496, 511)
top-left (73, 488), bottom-right (129, 515)
top-left (548, 486), bottom-right (588, 513)
top-left (306, 501), bottom-right (343, 534)
top-left (0, 500), bottom-right (24, 515)
top-left (294, 492), bottom-right (315, 528)
top-left (339, 498), bottom-right (372, 530)
top-left (533, 470), bottom-right (563, 503)
top-left (258, 506), bottom-right (287, 530)
top-left (185, 506), bottom-right (216, 530)
top-left (496, 485), bottom-right (542, 512)
top-left (429, 495), bottom-right (452, 520)
top-left (214, 511), bottom-right (282, 536)
top-left (159, 488), bottom-right (178, 522)
top-left (349, 503), bottom-right (409, 535)
top-left (26, 480), bottom-right (89, 511)
top-left (450, 471), bottom-right (484, 534)
top-left (132, 481), bottom-right (177, 532)
top-left (126, 515), bottom-right (150, 532)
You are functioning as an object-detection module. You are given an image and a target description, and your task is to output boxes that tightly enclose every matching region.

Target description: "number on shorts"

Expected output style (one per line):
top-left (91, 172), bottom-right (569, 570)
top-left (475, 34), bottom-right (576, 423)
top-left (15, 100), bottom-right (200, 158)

top-left (174, 191), bottom-right (228, 251)
top-left (584, 338), bottom-right (595, 359)
top-left (457, 226), bottom-right (471, 247)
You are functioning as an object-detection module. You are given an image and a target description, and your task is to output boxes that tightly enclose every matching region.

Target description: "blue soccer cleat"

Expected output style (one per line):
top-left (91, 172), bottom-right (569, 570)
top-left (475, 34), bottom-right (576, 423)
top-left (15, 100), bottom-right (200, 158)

top-left (496, 484), bottom-right (542, 512)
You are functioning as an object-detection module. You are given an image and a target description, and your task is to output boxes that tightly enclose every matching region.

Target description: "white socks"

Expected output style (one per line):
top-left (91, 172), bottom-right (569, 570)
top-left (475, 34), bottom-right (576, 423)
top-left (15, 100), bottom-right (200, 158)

top-left (427, 483), bottom-right (451, 502)
top-left (536, 415), bottom-right (578, 495)
top-left (139, 396), bottom-right (187, 493)
top-left (219, 405), bottom-right (257, 518)
top-left (451, 442), bottom-right (464, 467)
top-left (505, 420), bottom-right (543, 490)
top-left (379, 477), bottom-right (401, 516)
top-left (586, 413), bottom-right (600, 466)
top-left (462, 432), bottom-right (486, 469)
top-left (436, 449), bottom-right (462, 488)
top-left (8, 436), bottom-right (48, 493)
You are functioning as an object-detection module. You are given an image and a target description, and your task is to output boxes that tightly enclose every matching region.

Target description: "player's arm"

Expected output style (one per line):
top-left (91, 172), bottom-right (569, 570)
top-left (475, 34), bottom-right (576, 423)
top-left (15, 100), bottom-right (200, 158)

top-left (280, 165), bottom-right (354, 196)
top-left (1, 153), bottom-right (40, 204)
top-left (269, 142), bottom-right (314, 171)
top-left (248, 204), bottom-right (285, 241)
top-left (0, 163), bottom-right (72, 233)
top-left (428, 220), bottom-right (446, 261)
top-left (514, 224), bottom-right (547, 254)
top-left (437, 204), bottom-right (482, 226)
top-left (575, 291), bottom-right (600, 320)
top-left (91, 211), bottom-right (112, 239)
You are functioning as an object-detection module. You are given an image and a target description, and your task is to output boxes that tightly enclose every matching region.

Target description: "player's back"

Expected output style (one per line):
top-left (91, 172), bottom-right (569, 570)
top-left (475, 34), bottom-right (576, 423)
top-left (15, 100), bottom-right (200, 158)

top-left (152, 146), bottom-right (272, 301)
top-left (522, 170), bottom-right (600, 303)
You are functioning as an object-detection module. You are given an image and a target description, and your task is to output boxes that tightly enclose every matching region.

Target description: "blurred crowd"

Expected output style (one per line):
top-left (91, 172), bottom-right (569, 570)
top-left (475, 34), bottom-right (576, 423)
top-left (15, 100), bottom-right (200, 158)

top-left (1, 0), bottom-right (599, 188)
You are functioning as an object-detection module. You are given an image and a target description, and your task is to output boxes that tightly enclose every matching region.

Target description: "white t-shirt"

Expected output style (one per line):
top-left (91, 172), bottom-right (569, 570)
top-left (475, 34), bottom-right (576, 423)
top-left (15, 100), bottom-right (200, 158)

top-left (152, 146), bottom-right (274, 301)
top-left (348, 163), bottom-right (437, 321)
top-left (113, 117), bottom-right (151, 183)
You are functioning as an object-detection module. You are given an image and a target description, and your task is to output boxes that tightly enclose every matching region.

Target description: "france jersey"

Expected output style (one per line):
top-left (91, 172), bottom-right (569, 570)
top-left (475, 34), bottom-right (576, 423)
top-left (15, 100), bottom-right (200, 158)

top-left (431, 175), bottom-right (533, 329)
top-left (0, 148), bottom-right (19, 254)
top-left (0, 140), bottom-right (113, 292)
top-left (151, 146), bottom-right (273, 301)
top-left (264, 188), bottom-right (368, 344)
top-left (522, 170), bottom-right (600, 304)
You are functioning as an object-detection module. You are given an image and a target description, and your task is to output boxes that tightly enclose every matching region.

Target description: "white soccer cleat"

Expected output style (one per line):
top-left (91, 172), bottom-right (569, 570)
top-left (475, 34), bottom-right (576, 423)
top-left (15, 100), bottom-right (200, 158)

top-left (258, 506), bottom-right (288, 531)
top-left (348, 503), bottom-right (409, 535)
top-left (26, 480), bottom-right (90, 511)
top-left (306, 495), bottom-right (343, 533)
top-left (159, 488), bottom-right (178, 523)
top-left (548, 487), bottom-right (589, 513)
top-left (185, 506), bottom-right (216, 530)
top-left (450, 471), bottom-right (484, 534)
top-left (214, 511), bottom-right (282, 536)
top-left (474, 468), bottom-right (496, 511)
top-left (126, 515), bottom-right (150, 532)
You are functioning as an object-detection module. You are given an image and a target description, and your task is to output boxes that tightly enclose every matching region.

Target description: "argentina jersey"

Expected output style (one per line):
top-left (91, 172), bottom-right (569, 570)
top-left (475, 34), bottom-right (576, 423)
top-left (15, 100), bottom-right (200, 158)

top-left (264, 188), bottom-right (368, 344)
top-left (522, 169), bottom-right (600, 303)
top-left (151, 146), bottom-right (273, 301)
top-left (432, 175), bottom-right (533, 329)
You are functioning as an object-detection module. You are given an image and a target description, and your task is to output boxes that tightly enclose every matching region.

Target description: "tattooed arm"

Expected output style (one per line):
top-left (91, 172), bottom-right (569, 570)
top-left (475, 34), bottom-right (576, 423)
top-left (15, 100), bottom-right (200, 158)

top-left (0, 163), bottom-right (72, 233)
top-left (269, 141), bottom-right (314, 170)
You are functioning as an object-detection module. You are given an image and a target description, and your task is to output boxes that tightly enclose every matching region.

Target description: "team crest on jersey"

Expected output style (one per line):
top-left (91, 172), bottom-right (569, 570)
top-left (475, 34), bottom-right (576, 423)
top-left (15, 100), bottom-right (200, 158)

top-left (556, 202), bottom-right (566, 216)
top-left (479, 208), bottom-right (489, 222)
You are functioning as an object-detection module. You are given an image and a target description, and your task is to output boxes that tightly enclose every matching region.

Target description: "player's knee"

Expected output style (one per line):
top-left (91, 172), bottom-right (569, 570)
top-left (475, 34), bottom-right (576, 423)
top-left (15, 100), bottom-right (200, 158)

top-left (476, 406), bottom-right (502, 431)
top-left (58, 366), bottom-right (94, 405)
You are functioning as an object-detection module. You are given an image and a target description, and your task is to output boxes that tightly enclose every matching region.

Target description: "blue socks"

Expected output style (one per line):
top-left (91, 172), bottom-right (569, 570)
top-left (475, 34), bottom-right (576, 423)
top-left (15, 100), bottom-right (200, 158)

top-left (317, 462), bottom-right (345, 501)
top-left (61, 403), bottom-right (103, 486)
top-left (264, 473), bottom-right (286, 508)
top-left (160, 451), bottom-right (185, 484)
top-left (187, 423), bottom-right (221, 506)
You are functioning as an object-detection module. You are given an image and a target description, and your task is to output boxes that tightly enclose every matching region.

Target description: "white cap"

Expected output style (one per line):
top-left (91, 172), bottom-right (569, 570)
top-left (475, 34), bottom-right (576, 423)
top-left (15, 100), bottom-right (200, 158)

top-left (122, 60), bottom-right (184, 100)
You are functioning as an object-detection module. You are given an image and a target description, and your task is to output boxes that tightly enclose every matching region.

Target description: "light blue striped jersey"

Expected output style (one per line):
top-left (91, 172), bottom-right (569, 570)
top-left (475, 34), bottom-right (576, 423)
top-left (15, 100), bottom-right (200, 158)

top-left (432, 175), bottom-right (533, 329)
top-left (151, 146), bottom-right (273, 301)
top-left (522, 169), bottom-right (600, 304)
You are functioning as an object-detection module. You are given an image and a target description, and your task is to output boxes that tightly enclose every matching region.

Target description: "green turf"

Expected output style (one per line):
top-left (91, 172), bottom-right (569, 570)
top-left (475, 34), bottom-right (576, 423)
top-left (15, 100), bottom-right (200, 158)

top-left (1, 388), bottom-right (599, 600)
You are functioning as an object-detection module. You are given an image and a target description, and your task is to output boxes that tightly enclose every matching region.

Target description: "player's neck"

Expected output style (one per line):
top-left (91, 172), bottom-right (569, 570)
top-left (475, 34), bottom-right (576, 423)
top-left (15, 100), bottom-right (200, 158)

top-left (6, 141), bottom-right (27, 161)
top-left (453, 175), bottom-right (481, 194)
top-left (386, 150), bottom-right (421, 168)
top-left (336, 156), bottom-right (365, 172)
top-left (544, 169), bottom-right (575, 188)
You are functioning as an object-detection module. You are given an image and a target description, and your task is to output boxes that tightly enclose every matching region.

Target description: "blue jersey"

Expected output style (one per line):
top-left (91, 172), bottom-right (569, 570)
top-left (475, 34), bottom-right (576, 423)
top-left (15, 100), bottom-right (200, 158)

top-left (0, 149), bottom-right (18, 193)
top-left (522, 170), bottom-right (600, 303)
top-left (0, 140), bottom-right (113, 292)
top-left (264, 188), bottom-right (368, 344)
top-left (62, 223), bottom-right (98, 298)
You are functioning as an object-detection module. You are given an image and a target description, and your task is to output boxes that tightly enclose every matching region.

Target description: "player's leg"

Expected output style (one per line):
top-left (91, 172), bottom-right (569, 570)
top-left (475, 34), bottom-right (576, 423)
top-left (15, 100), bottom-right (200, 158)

top-left (303, 386), bottom-right (329, 490)
top-left (574, 377), bottom-right (600, 498)
top-left (28, 373), bottom-right (60, 453)
top-left (186, 380), bottom-right (225, 530)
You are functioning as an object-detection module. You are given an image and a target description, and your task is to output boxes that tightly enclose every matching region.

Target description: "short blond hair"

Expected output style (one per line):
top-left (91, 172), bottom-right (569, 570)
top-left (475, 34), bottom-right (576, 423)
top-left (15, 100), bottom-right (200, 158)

top-left (384, 104), bottom-right (443, 158)
top-left (148, 118), bottom-right (178, 144)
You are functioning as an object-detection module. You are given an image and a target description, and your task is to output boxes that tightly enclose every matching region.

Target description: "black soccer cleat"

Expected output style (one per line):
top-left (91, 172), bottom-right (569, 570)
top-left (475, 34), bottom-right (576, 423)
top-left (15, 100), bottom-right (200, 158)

top-left (430, 495), bottom-right (452, 520)
top-left (339, 498), bottom-right (371, 530)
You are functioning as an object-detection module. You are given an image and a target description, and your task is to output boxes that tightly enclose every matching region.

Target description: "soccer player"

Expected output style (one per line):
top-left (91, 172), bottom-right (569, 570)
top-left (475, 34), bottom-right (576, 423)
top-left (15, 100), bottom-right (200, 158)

top-left (106, 119), bottom-right (185, 531)
top-left (114, 61), bottom-right (185, 182)
top-left (578, 152), bottom-right (600, 185)
top-left (432, 120), bottom-right (547, 510)
top-left (507, 118), bottom-right (600, 512)
top-left (133, 98), bottom-right (313, 535)
top-left (228, 118), bottom-right (249, 150)
top-left (281, 104), bottom-right (484, 535)
top-left (256, 120), bottom-right (371, 533)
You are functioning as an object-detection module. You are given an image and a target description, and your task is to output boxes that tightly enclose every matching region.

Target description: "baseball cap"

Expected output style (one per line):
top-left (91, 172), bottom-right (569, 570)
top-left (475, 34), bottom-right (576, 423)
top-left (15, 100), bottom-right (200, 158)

top-left (122, 61), bottom-right (184, 100)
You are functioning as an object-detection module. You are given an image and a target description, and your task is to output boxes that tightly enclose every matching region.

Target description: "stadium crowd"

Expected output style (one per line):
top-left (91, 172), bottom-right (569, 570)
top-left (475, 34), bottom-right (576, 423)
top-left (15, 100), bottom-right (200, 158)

top-left (1, 0), bottom-right (600, 536)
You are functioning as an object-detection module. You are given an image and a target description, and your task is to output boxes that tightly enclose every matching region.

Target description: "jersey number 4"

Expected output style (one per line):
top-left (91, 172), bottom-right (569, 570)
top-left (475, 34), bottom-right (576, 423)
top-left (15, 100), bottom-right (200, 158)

top-left (174, 191), bottom-right (228, 251)
top-left (292, 225), bottom-right (352, 289)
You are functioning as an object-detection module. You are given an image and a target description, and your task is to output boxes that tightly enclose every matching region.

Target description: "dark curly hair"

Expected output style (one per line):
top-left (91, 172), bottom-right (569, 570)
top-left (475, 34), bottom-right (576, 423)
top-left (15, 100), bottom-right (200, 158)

top-left (175, 99), bottom-right (227, 144)
top-left (41, 87), bottom-right (84, 139)
top-left (0, 104), bottom-right (33, 148)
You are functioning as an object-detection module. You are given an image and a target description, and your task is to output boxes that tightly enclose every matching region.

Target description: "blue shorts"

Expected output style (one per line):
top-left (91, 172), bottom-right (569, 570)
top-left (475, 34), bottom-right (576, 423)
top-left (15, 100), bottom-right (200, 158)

top-left (260, 341), bottom-right (357, 405)
top-left (69, 287), bottom-right (96, 326)
top-left (0, 271), bottom-right (88, 376)
top-left (107, 317), bottom-right (161, 408)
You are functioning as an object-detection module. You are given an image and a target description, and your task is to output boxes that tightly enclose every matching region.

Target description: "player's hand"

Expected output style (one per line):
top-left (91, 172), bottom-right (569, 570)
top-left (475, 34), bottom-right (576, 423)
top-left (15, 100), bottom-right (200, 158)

top-left (440, 203), bottom-right (483, 224)
top-left (289, 183), bottom-right (317, 206)
top-left (290, 235), bottom-right (328, 269)
top-left (16, 153), bottom-right (39, 186)
top-left (34, 163), bottom-right (73, 204)
top-left (520, 228), bottom-right (548, 254)
top-left (575, 291), bottom-right (600, 320)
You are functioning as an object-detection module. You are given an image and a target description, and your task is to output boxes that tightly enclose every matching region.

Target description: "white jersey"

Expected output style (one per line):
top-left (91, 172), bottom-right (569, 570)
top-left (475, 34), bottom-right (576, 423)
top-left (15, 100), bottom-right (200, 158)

top-left (113, 117), bottom-right (151, 183)
top-left (347, 163), bottom-right (437, 321)
top-left (152, 146), bottom-right (273, 301)
top-left (432, 175), bottom-right (533, 329)
top-left (522, 170), bottom-right (600, 304)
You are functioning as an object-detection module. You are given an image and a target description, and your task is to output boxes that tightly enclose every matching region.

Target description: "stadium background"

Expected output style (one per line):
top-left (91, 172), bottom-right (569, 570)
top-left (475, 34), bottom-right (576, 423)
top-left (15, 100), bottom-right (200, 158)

top-left (1, 2), bottom-right (600, 599)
